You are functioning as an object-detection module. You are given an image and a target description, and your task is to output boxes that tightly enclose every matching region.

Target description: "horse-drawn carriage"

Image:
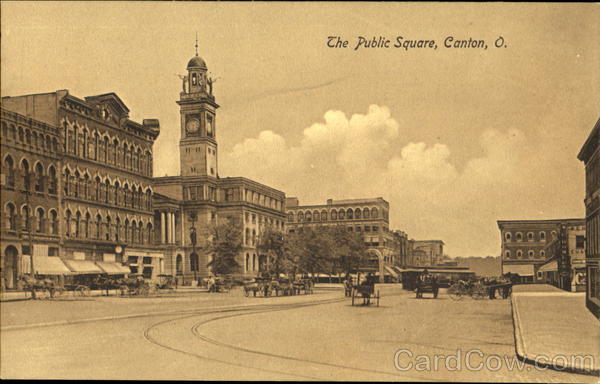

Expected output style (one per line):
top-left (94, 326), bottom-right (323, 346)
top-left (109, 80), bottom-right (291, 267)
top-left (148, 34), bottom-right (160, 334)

top-left (351, 282), bottom-right (380, 306)
top-left (243, 275), bottom-right (313, 297)
top-left (415, 274), bottom-right (439, 299)
top-left (447, 279), bottom-right (512, 301)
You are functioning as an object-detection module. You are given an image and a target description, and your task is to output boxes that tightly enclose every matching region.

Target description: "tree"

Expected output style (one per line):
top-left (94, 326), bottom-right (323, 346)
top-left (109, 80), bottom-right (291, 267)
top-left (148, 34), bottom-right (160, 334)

top-left (327, 225), bottom-right (369, 275)
top-left (206, 219), bottom-right (243, 276)
top-left (257, 227), bottom-right (286, 276)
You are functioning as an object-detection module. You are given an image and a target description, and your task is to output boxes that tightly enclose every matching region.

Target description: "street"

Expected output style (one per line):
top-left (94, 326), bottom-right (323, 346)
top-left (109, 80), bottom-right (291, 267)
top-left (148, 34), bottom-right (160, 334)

top-left (0, 287), bottom-right (595, 381)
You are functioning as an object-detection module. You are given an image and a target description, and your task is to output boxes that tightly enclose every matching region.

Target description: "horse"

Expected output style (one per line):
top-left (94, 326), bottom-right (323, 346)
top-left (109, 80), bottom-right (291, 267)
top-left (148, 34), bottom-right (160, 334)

top-left (18, 275), bottom-right (60, 299)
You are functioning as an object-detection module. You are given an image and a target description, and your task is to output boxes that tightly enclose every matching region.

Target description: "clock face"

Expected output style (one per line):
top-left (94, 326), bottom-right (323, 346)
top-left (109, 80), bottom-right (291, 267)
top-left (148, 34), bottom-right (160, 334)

top-left (186, 118), bottom-right (200, 134)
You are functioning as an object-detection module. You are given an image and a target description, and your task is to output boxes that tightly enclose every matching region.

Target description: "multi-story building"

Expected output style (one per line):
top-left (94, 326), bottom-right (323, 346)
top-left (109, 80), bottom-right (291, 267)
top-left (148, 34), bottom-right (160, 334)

top-left (391, 230), bottom-right (410, 267)
top-left (578, 118), bottom-right (599, 317)
top-left (285, 197), bottom-right (398, 281)
top-left (497, 219), bottom-right (585, 289)
top-left (408, 239), bottom-right (445, 266)
top-left (151, 49), bottom-right (287, 283)
top-left (1, 90), bottom-right (161, 288)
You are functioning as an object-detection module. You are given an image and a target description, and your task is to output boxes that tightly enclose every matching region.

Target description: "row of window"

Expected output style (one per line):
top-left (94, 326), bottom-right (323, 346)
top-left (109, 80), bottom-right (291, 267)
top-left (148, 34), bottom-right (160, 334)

top-left (289, 207), bottom-right (382, 222)
top-left (62, 119), bottom-right (153, 176)
top-left (244, 212), bottom-right (284, 229)
top-left (288, 225), bottom-right (383, 234)
top-left (63, 169), bottom-right (152, 211)
top-left (504, 231), bottom-right (556, 242)
top-left (3, 156), bottom-right (58, 194)
top-left (504, 250), bottom-right (547, 259)
top-left (2, 202), bottom-right (154, 245)
top-left (585, 153), bottom-right (599, 197)
top-left (2, 121), bottom-right (60, 153)
top-left (244, 190), bottom-right (283, 211)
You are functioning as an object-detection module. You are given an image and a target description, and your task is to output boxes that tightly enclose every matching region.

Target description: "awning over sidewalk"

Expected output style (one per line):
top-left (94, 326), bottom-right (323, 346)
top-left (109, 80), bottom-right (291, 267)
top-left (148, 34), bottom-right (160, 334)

top-left (384, 266), bottom-right (398, 278)
top-left (95, 262), bottom-right (131, 275)
top-left (31, 256), bottom-right (72, 275)
top-left (63, 259), bottom-right (103, 274)
top-left (502, 264), bottom-right (535, 276)
top-left (538, 260), bottom-right (558, 273)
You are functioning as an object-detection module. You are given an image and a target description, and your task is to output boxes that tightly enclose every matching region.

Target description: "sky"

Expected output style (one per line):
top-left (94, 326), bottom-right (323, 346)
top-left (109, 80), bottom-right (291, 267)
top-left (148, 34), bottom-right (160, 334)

top-left (2, 2), bottom-right (599, 257)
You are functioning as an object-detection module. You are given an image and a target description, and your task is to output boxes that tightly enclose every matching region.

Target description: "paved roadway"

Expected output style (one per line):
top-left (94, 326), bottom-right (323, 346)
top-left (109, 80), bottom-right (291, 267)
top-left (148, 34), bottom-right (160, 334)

top-left (0, 287), bottom-right (595, 381)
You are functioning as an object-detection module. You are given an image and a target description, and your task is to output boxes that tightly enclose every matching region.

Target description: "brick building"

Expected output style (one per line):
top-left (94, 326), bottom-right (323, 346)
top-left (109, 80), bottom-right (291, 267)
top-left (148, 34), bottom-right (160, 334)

top-left (497, 219), bottom-right (585, 289)
top-left (1, 90), bottom-right (161, 288)
top-left (408, 239), bottom-right (445, 267)
top-left (578, 118), bottom-right (599, 317)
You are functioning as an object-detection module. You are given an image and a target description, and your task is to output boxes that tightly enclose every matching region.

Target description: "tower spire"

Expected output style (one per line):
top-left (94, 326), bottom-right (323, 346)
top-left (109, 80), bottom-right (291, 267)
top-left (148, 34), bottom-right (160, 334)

top-left (195, 33), bottom-right (198, 56)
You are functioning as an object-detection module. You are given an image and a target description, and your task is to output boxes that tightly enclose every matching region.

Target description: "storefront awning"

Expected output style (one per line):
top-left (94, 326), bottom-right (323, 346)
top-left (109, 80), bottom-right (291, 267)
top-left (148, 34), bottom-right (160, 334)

top-left (538, 260), bottom-right (558, 273)
top-left (384, 266), bottom-right (398, 278)
top-left (32, 256), bottom-right (72, 275)
top-left (502, 264), bottom-right (535, 276)
top-left (95, 262), bottom-right (131, 275)
top-left (63, 259), bottom-right (103, 274)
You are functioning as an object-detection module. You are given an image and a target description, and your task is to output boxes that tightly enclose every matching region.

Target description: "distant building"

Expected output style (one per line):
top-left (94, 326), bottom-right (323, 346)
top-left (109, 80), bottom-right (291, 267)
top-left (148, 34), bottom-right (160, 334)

top-left (408, 239), bottom-right (445, 266)
top-left (578, 118), bottom-right (599, 318)
top-left (497, 219), bottom-right (585, 290)
top-left (285, 197), bottom-right (399, 281)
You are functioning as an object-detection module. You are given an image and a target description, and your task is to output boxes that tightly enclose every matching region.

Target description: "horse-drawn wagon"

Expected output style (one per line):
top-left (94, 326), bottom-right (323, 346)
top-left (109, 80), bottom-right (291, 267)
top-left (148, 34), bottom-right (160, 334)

top-left (415, 274), bottom-right (439, 299)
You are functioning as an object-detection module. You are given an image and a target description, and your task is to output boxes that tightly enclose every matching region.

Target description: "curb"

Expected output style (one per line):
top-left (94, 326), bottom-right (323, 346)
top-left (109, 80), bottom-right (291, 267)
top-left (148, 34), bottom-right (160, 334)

top-left (510, 294), bottom-right (599, 377)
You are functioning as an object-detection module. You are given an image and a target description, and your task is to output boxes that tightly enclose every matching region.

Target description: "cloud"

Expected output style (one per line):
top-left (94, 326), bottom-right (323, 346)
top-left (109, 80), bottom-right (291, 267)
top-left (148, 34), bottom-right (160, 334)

top-left (221, 104), bottom-right (543, 256)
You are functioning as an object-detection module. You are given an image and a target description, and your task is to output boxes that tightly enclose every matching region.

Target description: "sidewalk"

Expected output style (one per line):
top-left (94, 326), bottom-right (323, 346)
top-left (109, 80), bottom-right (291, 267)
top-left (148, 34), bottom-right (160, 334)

top-left (511, 284), bottom-right (599, 375)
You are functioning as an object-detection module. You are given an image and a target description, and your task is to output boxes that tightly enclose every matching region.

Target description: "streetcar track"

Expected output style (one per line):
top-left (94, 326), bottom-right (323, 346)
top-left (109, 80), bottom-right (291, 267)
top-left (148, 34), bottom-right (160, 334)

top-left (142, 299), bottom-right (346, 380)
top-left (188, 301), bottom-right (442, 382)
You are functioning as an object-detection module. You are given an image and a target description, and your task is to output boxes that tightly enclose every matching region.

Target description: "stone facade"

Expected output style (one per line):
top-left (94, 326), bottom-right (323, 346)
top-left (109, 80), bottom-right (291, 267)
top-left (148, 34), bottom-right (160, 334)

top-left (578, 118), bottom-right (599, 317)
top-left (408, 239), bottom-right (445, 266)
top-left (151, 52), bottom-right (286, 284)
top-left (1, 91), bottom-right (162, 288)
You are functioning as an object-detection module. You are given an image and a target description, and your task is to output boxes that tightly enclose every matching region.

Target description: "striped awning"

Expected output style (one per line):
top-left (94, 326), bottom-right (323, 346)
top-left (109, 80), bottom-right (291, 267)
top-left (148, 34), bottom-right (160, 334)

top-left (96, 262), bottom-right (131, 275)
top-left (63, 259), bottom-right (104, 274)
top-left (32, 256), bottom-right (72, 275)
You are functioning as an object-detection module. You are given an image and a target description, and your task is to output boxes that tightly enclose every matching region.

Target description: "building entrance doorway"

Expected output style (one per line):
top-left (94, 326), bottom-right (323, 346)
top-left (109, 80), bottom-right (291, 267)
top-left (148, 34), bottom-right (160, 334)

top-left (3, 246), bottom-right (19, 290)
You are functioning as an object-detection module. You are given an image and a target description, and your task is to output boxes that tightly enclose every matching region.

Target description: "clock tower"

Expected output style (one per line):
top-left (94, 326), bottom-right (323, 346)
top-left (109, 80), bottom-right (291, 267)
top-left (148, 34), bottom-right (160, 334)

top-left (177, 46), bottom-right (219, 178)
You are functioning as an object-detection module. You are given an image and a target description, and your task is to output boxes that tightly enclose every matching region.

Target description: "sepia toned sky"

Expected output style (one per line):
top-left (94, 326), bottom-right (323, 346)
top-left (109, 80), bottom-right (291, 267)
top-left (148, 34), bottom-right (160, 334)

top-left (2, 2), bottom-right (599, 257)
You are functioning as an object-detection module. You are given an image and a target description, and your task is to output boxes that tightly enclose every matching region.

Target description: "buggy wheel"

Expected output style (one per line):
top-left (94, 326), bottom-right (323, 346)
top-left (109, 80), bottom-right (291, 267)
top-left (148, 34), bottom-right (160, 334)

top-left (351, 289), bottom-right (355, 306)
top-left (75, 285), bottom-right (90, 297)
top-left (447, 284), bottom-right (463, 301)
top-left (376, 290), bottom-right (380, 307)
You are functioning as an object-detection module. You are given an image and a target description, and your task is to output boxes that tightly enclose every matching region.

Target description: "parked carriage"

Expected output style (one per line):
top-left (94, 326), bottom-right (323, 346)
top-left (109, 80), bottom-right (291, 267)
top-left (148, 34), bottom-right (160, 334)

top-left (447, 279), bottom-right (512, 300)
top-left (293, 277), bottom-right (314, 295)
top-left (415, 274), bottom-right (439, 299)
top-left (119, 274), bottom-right (158, 296)
top-left (351, 282), bottom-right (380, 306)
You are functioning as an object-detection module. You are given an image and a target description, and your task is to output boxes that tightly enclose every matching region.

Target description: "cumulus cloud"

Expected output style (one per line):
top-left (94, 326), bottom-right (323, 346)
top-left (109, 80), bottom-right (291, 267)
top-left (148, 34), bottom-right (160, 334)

top-left (221, 104), bottom-right (541, 256)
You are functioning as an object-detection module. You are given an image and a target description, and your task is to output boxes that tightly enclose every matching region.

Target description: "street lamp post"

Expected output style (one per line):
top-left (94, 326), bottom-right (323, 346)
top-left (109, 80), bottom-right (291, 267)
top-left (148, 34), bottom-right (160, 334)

top-left (190, 225), bottom-right (197, 282)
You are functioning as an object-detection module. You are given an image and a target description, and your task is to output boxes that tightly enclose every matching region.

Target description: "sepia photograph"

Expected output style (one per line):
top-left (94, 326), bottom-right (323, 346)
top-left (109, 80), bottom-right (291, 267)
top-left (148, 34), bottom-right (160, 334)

top-left (0, 1), bottom-right (599, 382)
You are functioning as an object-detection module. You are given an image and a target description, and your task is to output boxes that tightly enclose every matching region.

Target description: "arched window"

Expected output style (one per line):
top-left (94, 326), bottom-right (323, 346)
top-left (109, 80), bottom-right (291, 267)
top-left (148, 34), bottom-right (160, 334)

top-left (190, 253), bottom-right (199, 272)
top-left (287, 213), bottom-right (294, 222)
top-left (305, 211), bottom-right (312, 222)
top-left (516, 232), bottom-right (523, 241)
top-left (528, 250), bottom-right (534, 258)
top-left (96, 214), bottom-right (102, 239)
top-left (25, 129), bottom-right (31, 145)
top-left (21, 159), bottom-right (30, 191)
top-left (75, 211), bottom-right (81, 238)
top-left (252, 229), bottom-right (256, 246)
top-left (505, 250), bottom-right (511, 259)
top-left (338, 209), bottom-right (345, 220)
top-left (146, 223), bottom-right (153, 244)
top-left (64, 209), bottom-right (72, 237)
top-left (73, 170), bottom-right (80, 198)
top-left (124, 219), bottom-right (130, 242)
top-left (355, 208), bottom-right (361, 219)
top-left (331, 210), bottom-right (337, 220)
top-left (94, 177), bottom-right (101, 201)
top-left (347, 208), bottom-right (353, 219)
top-left (245, 228), bottom-right (250, 245)
top-left (83, 174), bottom-right (90, 199)
top-left (363, 208), bottom-right (370, 219)
top-left (103, 137), bottom-right (109, 162)
top-left (505, 232), bottom-right (512, 241)
top-left (371, 208), bottom-right (379, 218)
top-left (113, 139), bottom-right (119, 164)
top-left (246, 253), bottom-right (250, 272)
top-left (36, 208), bottom-right (45, 233)
top-left (5, 203), bottom-right (17, 230)
top-left (146, 189), bottom-right (152, 210)
top-left (132, 220), bottom-right (138, 243)
top-left (21, 205), bottom-right (31, 231)
top-left (252, 254), bottom-right (257, 271)
top-left (516, 250), bottom-right (523, 258)
top-left (313, 210), bottom-right (320, 222)
top-left (298, 212), bottom-right (304, 222)
top-left (320, 210), bottom-right (328, 221)
top-left (84, 213), bottom-right (90, 238)
top-left (114, 181), bottom-right (121, 206)
top-left (540, 250), bottom-right (546, 258)
top-left (104, 180), bottom-right (111, 204)
top-left (540, 232), bottom-right (546, 241)
top-left (48, 166), bottom-right (57, 194)
top-left (106, 216), bottom-right (112, 241)
top-left (50, 210), bottom-right (58, 235)
top-left (4, 156), bottom-right (15, 188)
top-left (18, 126), bottom-right (24, 142)
top-left (137, 221), bottom-right (143, 243)
top-left (527, 232), bottom-right (534, 241)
